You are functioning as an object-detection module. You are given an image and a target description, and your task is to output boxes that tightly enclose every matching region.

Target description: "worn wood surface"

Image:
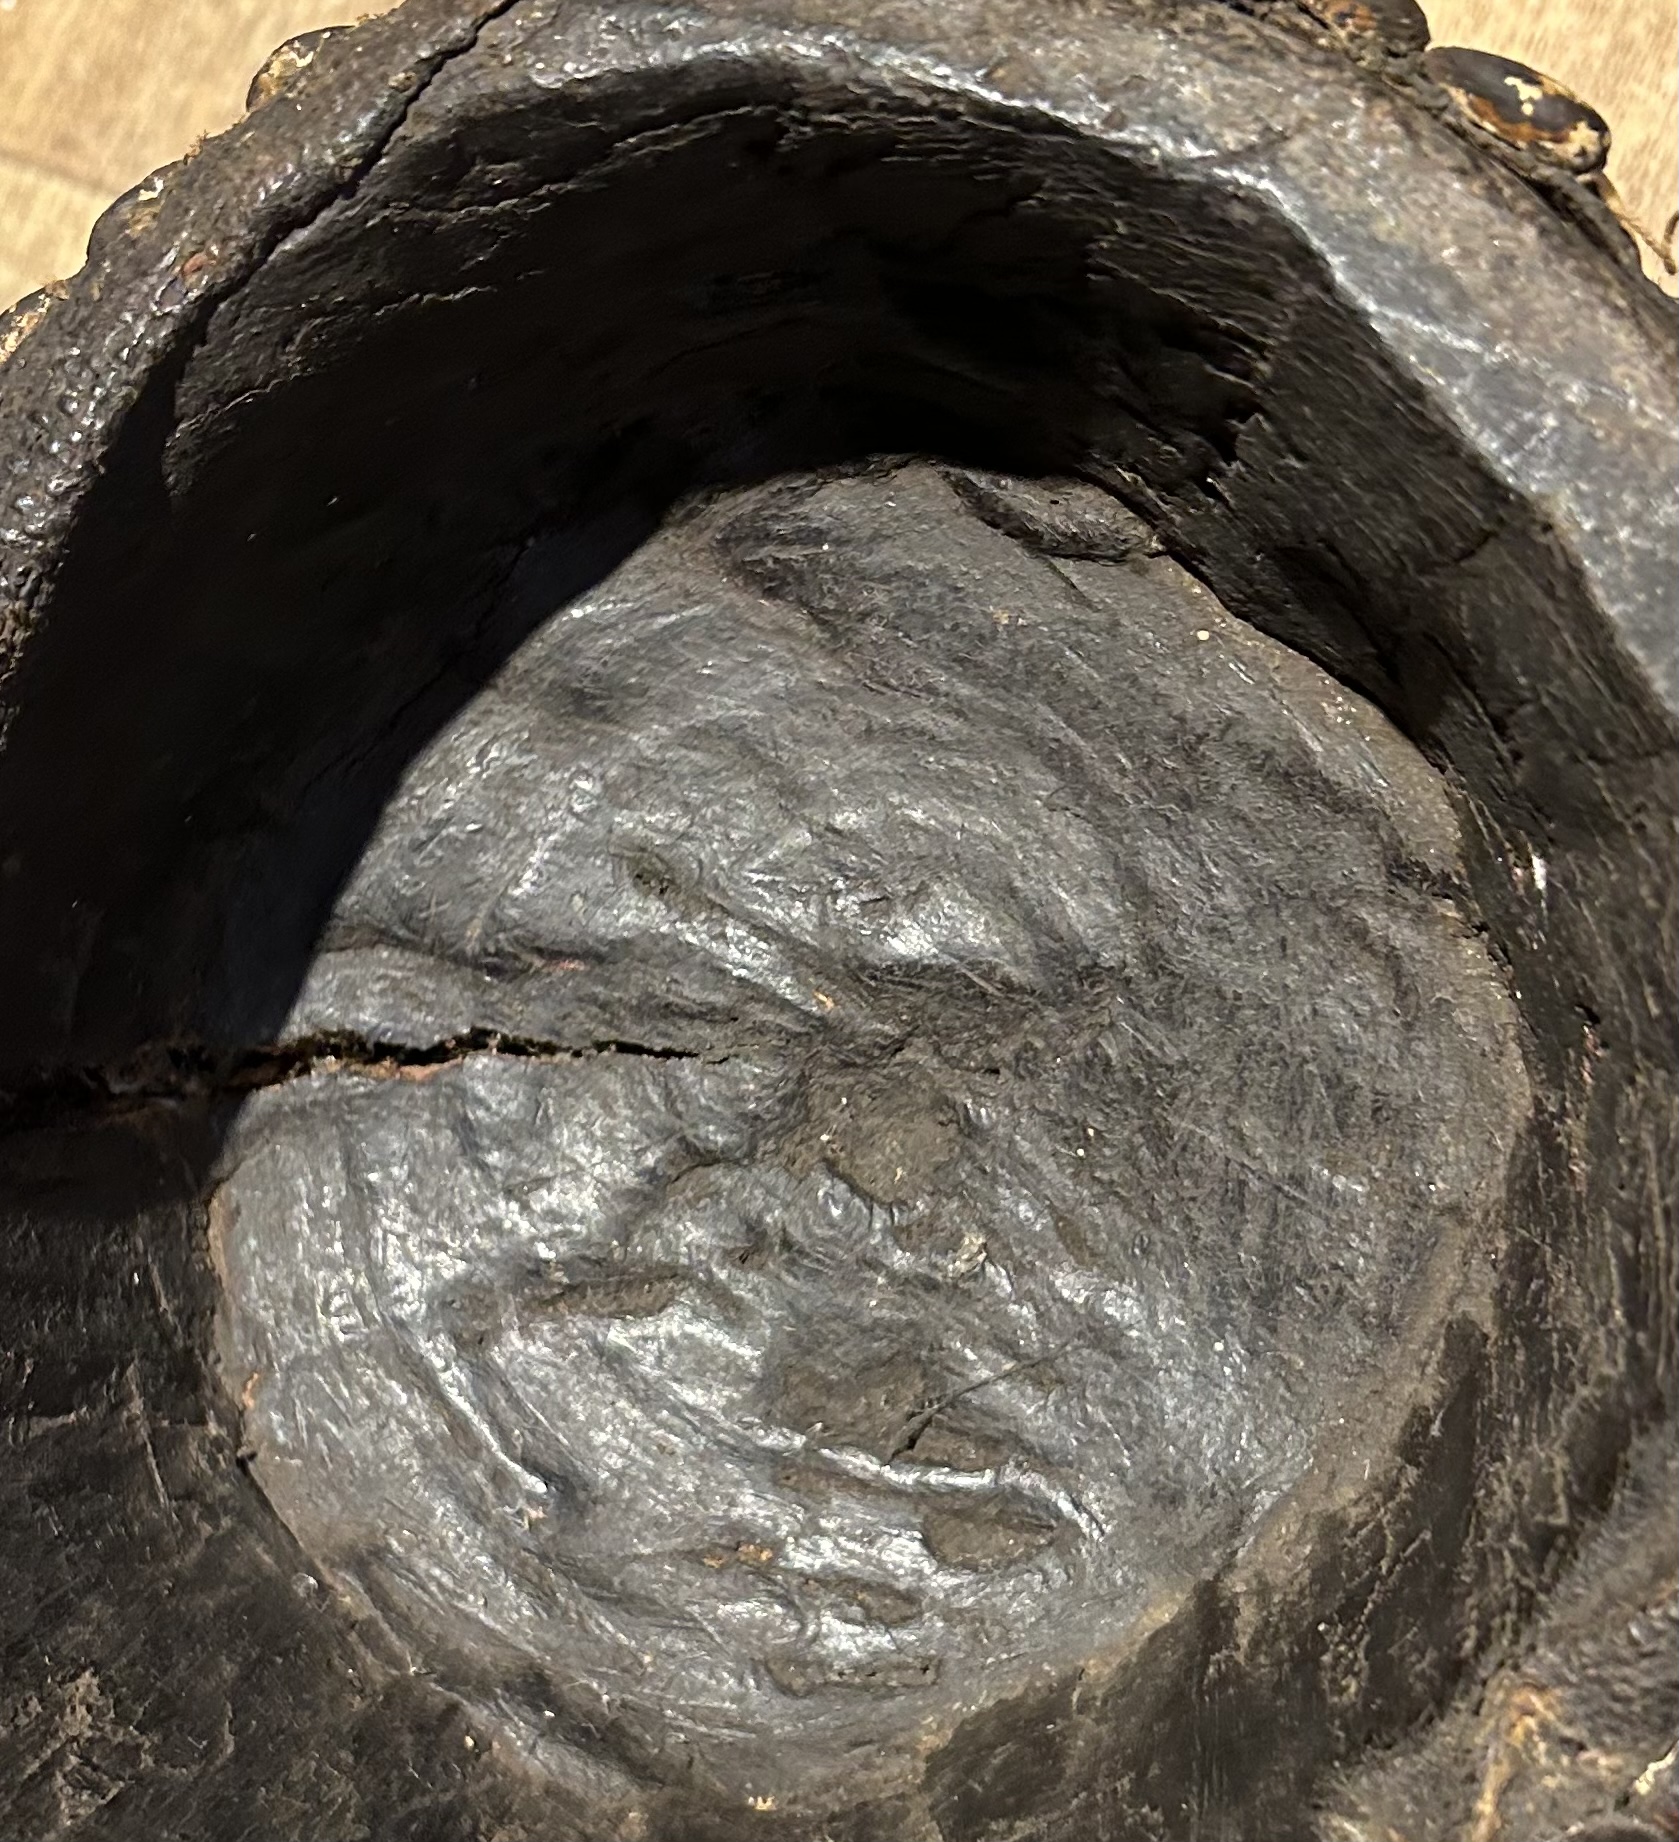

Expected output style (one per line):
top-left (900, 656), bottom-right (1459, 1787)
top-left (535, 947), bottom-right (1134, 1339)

top-left (1, 0), bottom-right (1674, 308)
top-left (0, 1), bottom-right (1671, 1834)
top-left (0, 0), bottom-right (355, 311)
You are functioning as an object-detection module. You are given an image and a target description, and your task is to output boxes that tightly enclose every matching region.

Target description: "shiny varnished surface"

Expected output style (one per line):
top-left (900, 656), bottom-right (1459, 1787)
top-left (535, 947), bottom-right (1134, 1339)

top-left (0, 2), bottom-right (1670, 1836)
top-left (214, 465), bottom-right (1525, 1798)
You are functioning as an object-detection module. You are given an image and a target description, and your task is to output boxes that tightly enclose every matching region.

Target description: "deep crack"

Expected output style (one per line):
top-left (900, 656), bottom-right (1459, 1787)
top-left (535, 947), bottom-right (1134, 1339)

top-left (0, 1029), bottom-right (716, 1132)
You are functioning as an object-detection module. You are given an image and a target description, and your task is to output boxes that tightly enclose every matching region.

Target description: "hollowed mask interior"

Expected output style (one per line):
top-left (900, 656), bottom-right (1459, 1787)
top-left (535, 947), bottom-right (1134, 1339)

top-left (0, 52), bottom-right (1665, 1835)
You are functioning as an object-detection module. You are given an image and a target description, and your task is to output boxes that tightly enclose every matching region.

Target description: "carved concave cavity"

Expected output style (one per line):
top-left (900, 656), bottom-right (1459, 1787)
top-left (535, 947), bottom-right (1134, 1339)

top-left (212, 461), bottom-right (1526, 1806)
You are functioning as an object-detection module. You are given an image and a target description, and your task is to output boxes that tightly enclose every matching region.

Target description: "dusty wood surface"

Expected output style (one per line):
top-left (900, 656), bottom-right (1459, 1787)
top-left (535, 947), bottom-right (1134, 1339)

top-left (0, 0), bottom-right (1675, 310)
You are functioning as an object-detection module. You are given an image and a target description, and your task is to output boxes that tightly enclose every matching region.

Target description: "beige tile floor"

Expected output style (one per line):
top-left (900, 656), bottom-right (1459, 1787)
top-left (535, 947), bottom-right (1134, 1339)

top-left (0, 0), bottom-right (1673, 311)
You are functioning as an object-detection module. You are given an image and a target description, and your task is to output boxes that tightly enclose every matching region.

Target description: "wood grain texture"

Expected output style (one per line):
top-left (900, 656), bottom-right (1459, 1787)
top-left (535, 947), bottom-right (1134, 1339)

top-left (0, 0), bottom-right (1675, 309)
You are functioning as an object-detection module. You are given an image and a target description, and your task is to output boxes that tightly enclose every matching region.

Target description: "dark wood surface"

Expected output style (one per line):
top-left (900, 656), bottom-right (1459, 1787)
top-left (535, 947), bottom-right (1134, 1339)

top-left (0, 0), bottom-right (1674, 309)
